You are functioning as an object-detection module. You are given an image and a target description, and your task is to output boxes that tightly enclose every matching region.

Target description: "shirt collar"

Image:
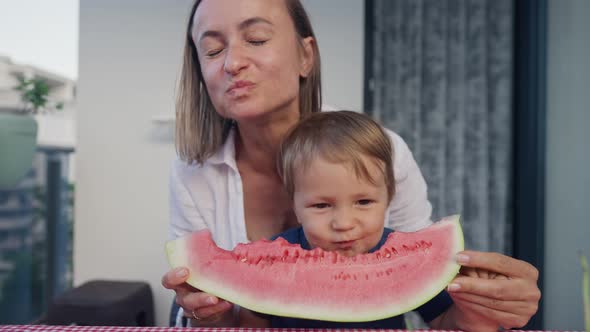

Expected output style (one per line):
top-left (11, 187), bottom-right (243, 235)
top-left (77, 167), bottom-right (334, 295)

top-left (206, 127), bottom-right (238, 170)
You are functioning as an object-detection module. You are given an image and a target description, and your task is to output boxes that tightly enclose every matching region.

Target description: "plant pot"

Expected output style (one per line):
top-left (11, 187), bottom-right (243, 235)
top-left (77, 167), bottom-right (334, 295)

top-left (0, 113), bottom-right (38, 189)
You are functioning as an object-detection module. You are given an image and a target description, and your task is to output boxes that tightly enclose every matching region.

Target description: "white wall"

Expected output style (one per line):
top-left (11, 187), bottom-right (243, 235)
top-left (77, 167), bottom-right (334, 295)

top-left (302, 0), bottom-right (365, 111)
top-left (544, 0), bottom-right (590, 329)
top-left (76, 0), bottom-right (191, 326)
top-left (76, 0), bottom-right (364, 326)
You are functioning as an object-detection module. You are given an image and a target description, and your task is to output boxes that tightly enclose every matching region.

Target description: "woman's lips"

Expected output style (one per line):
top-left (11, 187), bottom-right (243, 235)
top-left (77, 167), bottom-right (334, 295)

top-left (227, 80), bottom-right (255, 97)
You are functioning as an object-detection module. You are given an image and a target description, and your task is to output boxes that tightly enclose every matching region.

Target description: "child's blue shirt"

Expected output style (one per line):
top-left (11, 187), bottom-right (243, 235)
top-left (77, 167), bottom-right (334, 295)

top-left (265, 227), bottom-right (454, 328)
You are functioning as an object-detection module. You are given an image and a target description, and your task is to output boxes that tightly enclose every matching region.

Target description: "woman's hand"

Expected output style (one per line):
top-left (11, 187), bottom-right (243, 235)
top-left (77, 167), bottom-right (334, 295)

top-left (446, 250), bottom-right (541, 329)
top-left (162, 267), bottom-right (235, 326)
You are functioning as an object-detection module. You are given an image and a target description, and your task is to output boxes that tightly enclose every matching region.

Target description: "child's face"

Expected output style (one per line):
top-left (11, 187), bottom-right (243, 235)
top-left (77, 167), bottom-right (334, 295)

top-left (292, 156), bottom-right (389, 257)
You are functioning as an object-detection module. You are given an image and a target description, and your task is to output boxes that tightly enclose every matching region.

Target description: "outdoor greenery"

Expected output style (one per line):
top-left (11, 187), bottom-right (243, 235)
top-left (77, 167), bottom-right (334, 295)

top-left (13, 77), bottom-right (63, 114)
top-left (0, 76), bottom-right (73, 324)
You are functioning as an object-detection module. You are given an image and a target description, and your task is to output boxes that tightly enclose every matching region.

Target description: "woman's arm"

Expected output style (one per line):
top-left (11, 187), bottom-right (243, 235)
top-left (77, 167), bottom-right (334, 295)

top-left (384, 130), bottom-right (433, 231)
top-left (447, 251), bottom-right (541, 328)
top-left (166, 161), bottom-right (237, 326)
top-left (430, 251), bottom-right (540, 330)
top-left (168, 159), bottom-right (208, 239)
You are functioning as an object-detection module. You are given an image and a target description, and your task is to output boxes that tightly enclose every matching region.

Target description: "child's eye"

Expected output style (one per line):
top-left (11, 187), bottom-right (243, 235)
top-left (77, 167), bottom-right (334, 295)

top-left (357, 199), bottom-right (374, 206)
top-left (312, 203), bottom-right (330, 209)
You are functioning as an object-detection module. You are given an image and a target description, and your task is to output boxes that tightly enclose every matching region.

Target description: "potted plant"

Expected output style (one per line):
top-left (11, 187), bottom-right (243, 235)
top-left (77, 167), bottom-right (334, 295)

top-left (580, 252), bottom-right (590, 331)
top-left (0, 77), bottom-right (63, 189)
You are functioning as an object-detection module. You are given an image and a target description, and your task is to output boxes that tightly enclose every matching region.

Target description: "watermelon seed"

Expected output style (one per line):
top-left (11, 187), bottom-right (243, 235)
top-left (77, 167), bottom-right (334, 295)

top-left (240, 257), bottom-right (247, 263)
top-left (385, 253), bottom-right (391, 258)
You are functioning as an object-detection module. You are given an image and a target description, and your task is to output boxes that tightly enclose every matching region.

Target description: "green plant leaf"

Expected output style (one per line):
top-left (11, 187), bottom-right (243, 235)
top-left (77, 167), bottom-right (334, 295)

top-left (404, 314), bottom-right (414, 331)
top-left (579, 251), bottom-right (590, 332)
top-left (12, 77), bottom-right (63, 114)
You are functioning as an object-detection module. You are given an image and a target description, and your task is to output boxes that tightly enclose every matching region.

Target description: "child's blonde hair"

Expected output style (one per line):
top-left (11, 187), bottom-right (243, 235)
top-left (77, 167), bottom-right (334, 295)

top-left (277, 111), bottom-right (395, 201)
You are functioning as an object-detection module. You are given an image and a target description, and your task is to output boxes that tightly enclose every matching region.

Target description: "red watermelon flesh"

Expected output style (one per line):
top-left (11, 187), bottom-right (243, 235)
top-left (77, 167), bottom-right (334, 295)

top-left (165, 215), bottom-right (463, 322)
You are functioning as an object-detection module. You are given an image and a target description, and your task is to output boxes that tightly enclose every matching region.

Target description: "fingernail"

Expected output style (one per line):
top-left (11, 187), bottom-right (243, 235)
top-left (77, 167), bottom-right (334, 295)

top-left (447, 283), bottom-right (461, 292)
top-left (455, 254), bottom-right (470, 264)
top-left (176, 268), bottom-right (188, 277)
top-left (207, 297), bottom-right (217, 305)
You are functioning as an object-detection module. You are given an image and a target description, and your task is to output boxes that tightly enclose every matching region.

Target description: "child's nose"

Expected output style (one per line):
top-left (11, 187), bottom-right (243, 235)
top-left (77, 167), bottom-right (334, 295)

top-left (331, 208), bottom-right (356, 231)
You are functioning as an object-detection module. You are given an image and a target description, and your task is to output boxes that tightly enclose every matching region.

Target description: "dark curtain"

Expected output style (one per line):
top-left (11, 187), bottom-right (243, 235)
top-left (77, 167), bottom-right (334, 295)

top-left (368, 0), bottom-right (514, 254)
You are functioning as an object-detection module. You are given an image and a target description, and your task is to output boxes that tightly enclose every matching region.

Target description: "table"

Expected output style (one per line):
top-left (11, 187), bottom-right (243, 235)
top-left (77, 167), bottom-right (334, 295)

top-left (0, 326), bottom-right (582, 332)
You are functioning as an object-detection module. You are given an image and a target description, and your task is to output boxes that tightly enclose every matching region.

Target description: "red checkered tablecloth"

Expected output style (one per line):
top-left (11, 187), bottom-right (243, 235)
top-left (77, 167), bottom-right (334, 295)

top-left (0, 327), bottom-right (583, 332)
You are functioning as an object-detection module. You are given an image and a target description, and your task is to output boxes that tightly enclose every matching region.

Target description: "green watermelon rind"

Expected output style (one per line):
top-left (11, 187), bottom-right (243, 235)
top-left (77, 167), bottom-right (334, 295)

top-left (165, 215), bottom-right (464, 322)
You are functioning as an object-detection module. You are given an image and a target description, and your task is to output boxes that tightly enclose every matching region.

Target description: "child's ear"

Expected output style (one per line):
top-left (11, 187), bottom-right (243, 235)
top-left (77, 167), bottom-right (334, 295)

top-left (290, 206), bottom-right (303, 225)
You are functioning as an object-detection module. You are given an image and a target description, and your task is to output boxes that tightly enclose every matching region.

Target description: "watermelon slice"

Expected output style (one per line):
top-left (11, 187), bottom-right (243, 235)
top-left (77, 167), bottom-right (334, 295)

top-left (165, 215), bottom-right (463, 322)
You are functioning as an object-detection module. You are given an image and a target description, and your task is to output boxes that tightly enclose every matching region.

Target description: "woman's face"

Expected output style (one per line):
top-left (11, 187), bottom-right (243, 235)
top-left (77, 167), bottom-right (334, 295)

top-left (192, 0), bottom-right (314, 122)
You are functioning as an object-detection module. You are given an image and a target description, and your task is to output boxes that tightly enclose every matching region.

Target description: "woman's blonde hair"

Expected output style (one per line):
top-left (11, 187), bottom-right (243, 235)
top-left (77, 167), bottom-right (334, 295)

top-left (176, 0), bottom-right (322, 164)
top-left (277, 111), bottom-right (396, 201)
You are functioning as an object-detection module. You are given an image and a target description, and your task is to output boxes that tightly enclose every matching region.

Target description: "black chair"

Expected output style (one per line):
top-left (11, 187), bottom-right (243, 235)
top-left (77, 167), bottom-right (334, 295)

top-left (45, 280), bottom-right (154, 326)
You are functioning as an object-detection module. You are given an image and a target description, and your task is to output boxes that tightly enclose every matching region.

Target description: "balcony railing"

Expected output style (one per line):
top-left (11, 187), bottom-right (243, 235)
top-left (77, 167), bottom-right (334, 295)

top-left (0, 146), bottom-right (74, 324)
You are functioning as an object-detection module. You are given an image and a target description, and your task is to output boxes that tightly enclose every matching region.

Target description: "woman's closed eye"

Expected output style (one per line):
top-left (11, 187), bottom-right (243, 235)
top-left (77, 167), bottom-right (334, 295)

top-left (248, 39), bottom-right (267, 46)
top-left (203, 40), bottom-right (266, 57)
top-left (199, 38), bottom-right (225, 58)
top-left (206, 48), bottom-right (223, 57)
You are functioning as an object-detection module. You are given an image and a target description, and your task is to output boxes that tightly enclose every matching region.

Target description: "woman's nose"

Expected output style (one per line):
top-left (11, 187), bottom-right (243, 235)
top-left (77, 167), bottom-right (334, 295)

top-left (223, 44), bottom-right (248, 75)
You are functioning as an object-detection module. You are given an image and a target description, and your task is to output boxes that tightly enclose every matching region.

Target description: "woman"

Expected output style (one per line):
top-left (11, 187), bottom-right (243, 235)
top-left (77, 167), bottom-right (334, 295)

top-left (162, 0), bottom-right (541, 329)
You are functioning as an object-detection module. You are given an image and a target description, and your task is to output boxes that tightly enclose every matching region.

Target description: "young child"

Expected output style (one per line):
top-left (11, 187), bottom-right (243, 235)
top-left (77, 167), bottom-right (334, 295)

top-left (238, 111), bottom-right (492, 330)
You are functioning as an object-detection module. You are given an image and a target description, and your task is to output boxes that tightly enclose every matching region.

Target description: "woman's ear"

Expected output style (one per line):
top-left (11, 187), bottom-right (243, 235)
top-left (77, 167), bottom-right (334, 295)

top-left (299, 36), bottom-right (315, 78)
